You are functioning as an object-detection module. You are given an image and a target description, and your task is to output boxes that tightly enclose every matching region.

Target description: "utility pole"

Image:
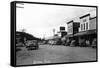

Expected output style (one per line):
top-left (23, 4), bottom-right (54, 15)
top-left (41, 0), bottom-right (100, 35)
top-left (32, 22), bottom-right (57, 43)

top-left (53, 28), bottom-right (55, 36)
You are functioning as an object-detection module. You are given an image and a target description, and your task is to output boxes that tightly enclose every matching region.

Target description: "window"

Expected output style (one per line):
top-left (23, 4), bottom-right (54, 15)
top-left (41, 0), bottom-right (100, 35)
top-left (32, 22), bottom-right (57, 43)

top-left (86, 23), bottom-right (88, 30)
top-left (81, 24), bottom-right (83, 31)
top-left (84, 23), bottom-right (85, 30)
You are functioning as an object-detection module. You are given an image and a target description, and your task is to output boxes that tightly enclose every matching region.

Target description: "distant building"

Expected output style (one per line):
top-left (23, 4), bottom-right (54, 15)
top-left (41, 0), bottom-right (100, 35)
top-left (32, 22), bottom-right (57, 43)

top-left (67, 20), bottom-right (80, 35)
top-left (58, 26), bottom-right (67, 37)
top-left (16, 31), bottom-right (41, 46)
top-left (67, 20), bottom-right (73, 35)
top-left (47, 34), bottom-right (61, 45)
top-left (61, 20), bottom-right (80, 46)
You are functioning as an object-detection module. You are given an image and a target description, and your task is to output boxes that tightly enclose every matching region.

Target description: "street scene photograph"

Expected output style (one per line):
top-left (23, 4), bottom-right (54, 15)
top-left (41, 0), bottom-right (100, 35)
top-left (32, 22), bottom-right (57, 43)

top-left (16, 3), bottom-right (97, 65)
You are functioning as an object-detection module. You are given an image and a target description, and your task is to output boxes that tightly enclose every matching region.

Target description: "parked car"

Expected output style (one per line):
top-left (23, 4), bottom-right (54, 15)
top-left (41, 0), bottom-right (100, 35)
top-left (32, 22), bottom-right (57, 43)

top-left (64, 39), bottom-right (72, 46)
top-left (26, 40), bottom-right (39, 50)
top-left (16, 47), bottom-right (22, 52)
top-left (16, 43), bottom-right (24, 52)
top-left (16, 42), bottom-right (24, 47)
top-left (70, 40), bottom-right (76, 47)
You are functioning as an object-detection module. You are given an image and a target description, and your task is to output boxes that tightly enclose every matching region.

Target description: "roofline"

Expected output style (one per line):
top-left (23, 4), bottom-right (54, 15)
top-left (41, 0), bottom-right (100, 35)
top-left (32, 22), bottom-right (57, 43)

top-left (90, 16), bottom-right (97, 20)
top-left (80, 14), bottom-right (90, 19)
top-left (67, 20), bottom-right (73, 24)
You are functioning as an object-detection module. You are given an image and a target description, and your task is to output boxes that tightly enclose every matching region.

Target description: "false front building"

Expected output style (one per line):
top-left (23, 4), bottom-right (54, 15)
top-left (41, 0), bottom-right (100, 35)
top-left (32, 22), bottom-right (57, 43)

top-left (74, 14), bottom-right (97, 47)
top-left (63, 20), bottom-right (80, 46)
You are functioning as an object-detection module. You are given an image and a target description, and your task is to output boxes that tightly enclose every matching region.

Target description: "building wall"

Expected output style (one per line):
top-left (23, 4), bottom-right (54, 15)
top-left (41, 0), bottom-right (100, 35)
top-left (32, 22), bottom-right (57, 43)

top-left (73, 23), bottom-right (80, 34)
top-left (67, 22), bottom-right (73, 35)
top-left (67, 22), bottom-right (80, 35)
top-left (89, 17), bottom-right (96, 30)
top-left (79, 15), bottom-right (96, 32)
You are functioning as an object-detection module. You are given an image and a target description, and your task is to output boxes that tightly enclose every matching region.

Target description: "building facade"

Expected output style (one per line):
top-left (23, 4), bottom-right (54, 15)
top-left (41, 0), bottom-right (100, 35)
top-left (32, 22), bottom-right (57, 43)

top-left (74, 14), bottom-right (97, 47)
top-left (79, 14), bottom-right (90, 32)
top-left (67, 20), bottom-right (73, 35)
top-left (59, 26), bottom-right (67, 37)
top-left (62, 20), bottom-right (80, 46)
top-left (67, 20), bottom-right (80, 35)
top-left (63, 13), bottom-right (97, 47)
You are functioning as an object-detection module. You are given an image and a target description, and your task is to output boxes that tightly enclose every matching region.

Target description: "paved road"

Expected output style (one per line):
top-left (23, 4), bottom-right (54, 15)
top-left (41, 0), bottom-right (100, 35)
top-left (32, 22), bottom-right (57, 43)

top-left (16, 45), bottom-right (96, 65)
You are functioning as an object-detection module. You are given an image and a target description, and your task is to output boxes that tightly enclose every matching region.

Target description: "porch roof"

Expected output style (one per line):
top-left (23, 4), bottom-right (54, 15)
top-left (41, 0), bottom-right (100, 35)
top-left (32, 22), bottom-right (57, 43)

top-left (74, 29), bottom-right (96, 36)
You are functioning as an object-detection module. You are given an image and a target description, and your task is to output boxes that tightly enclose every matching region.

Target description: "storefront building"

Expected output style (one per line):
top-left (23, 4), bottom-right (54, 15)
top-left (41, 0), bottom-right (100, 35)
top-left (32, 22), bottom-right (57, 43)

top-left (63, 20), bottom-right (80, 46)
top-left (74, 14), bottom-right (97, 47)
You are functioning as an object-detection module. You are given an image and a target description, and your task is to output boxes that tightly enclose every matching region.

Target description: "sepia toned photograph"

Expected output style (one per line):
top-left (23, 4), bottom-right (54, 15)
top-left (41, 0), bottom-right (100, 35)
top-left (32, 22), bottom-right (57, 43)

top-left (11, 1), bottom-right (97, 66)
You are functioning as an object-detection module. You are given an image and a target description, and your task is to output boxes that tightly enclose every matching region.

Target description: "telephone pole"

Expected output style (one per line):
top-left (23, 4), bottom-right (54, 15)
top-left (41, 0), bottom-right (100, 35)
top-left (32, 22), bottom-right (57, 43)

top-left (53, 28), bottom-right (55, 36)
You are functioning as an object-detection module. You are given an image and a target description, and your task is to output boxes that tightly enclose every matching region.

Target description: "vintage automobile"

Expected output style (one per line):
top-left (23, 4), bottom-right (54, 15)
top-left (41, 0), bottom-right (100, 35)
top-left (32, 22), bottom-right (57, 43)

top-left (16, 42), bottom-right (24, 47)
top-left (26, 40), bottom-right (39, 50)
top-left (70, 40), bottom-right (76, 47)
top-left (16, 43), bottom-right (24, 52)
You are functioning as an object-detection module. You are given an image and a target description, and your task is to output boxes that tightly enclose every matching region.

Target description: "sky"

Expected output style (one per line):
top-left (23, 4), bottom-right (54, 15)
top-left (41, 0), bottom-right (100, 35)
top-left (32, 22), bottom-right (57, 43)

top-left (16, 3), bottom-right (96, 38)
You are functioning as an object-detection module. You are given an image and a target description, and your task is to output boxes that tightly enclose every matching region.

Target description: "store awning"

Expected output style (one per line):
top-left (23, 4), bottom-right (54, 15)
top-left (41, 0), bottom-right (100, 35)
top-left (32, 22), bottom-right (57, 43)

top-left (74, 29), bottom-right (97, 36)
